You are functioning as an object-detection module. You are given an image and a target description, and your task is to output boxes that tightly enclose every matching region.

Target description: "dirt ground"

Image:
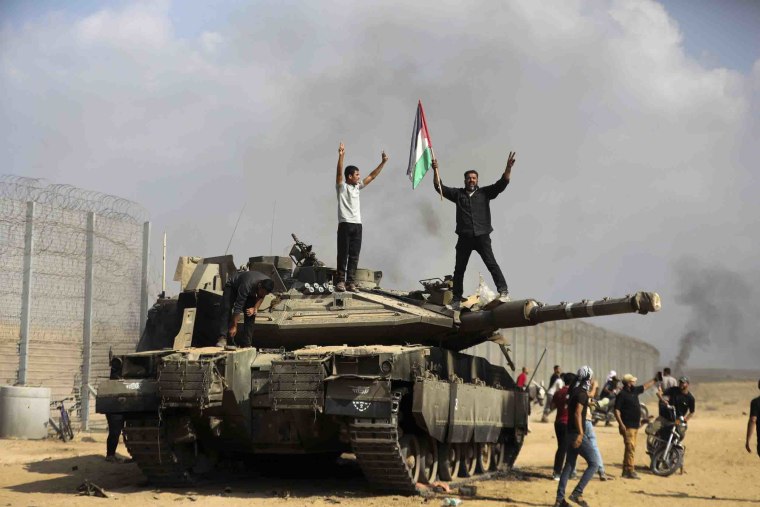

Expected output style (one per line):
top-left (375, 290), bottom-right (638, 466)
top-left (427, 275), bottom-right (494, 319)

top-left (1, 380), bottom-right (759, 507)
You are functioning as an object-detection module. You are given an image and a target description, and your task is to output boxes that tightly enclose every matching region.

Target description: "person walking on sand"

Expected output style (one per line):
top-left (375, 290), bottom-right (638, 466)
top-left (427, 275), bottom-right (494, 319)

top-left (746, 378), bottom-right (760, 457)
top-left (554, 366), bottom-right (599, 507)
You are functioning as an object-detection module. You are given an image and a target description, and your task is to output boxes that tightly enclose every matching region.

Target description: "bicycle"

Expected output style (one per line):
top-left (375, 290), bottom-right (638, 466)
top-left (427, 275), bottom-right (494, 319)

top-left (49, 397), bottom-right (76, 441)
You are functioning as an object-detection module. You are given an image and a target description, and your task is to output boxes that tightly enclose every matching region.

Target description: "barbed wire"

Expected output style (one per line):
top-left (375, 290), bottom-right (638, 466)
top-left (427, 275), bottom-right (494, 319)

top-left (0, 174), bottom-right (147, 408)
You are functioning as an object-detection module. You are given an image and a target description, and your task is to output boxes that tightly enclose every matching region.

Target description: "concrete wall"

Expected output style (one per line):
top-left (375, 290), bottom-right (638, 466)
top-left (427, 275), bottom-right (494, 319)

top-left (466, 320), bottom-right (660, 388)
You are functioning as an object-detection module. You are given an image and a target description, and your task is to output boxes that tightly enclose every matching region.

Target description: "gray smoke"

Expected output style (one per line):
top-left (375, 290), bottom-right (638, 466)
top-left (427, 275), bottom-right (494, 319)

top-left (417, 200), bottom-right (444, 236)
top-left (671, 258), bottom-right (753, 373)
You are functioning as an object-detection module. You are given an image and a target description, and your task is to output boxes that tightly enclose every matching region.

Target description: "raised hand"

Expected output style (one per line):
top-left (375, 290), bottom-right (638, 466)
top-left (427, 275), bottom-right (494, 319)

top-left (506, 151), bottom-right (516, 170)
top-left (339, 142), bottom-right (345, 156)
top-left (381, 150), bottom-right (388, 163)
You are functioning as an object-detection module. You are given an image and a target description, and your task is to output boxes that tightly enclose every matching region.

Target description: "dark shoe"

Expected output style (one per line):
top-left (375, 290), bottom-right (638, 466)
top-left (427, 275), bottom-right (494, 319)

top-left (105, 455), bottom-right (117, 463)
top-left (598, 470), bottom-right (613, 481)
top-left (335, 281), bottom-right (346, 292)
top-left (568, 493), bottom-right (590, 507)
top-left (346, 282), bottom-right (358, 292)
top-left (622, 471), bottom-right (641, 480)
top-left (569, 471), bottom-right (578, 479)
top-left (553, 500), bottom-right (571, 507)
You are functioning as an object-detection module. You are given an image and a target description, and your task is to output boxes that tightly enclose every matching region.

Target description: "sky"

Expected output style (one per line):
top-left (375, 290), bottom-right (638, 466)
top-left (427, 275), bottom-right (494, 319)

top-left (1, 0), bottom-right (759, 369)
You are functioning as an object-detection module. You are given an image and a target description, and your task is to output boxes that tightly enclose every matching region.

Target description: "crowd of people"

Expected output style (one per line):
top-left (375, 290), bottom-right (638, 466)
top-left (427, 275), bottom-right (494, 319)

top-left (534, 364), bottom-right (699, 507)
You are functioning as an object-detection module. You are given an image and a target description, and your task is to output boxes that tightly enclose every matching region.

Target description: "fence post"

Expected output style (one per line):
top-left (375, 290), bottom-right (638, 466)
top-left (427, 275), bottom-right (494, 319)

top-left (139, 221), bottom-right (151, 336)
top-left (81, 212), bottom-right (95, 430)
top-left (18, 201), bottom-right (35, 386)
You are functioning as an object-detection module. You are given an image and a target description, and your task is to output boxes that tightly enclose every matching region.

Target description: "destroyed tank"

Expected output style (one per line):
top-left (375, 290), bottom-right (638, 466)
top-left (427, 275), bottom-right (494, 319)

top-left (97, 234), bottom-right (661, 493)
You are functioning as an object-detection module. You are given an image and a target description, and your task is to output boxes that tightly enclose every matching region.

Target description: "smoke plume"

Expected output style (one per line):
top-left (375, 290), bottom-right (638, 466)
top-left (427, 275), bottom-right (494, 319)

top-left (671, 258), bottom-right (753, 373)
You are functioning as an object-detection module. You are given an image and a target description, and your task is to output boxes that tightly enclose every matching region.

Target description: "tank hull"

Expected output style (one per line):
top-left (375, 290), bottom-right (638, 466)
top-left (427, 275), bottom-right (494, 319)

top-left (97, 344), bottom-right (528, 491)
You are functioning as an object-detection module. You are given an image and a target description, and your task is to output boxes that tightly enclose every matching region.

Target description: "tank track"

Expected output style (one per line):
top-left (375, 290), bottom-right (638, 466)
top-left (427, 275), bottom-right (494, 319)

top-left (123, 418), bottom-right (194, 485)
top-left (349, 416), bottom-right (418, 493)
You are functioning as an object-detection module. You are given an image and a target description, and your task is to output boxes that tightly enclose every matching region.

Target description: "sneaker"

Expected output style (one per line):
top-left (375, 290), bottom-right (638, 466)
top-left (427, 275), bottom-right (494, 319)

top-left (346, 282), bottom-right (358, 292)
top-left (569, 471), bottom-right (578, 480)
top-left (622, 471), bottom-right (641, 480)
top-left (216, 338), bottom-right (227, 348)
top-left (553, 500), bottom-right (570, 507)
top-left (552, 473), bottom-right (561, 481)
top-left (568, 493), bottom-right (590, 507)
top-left (335, 281), bottom-right (346, 292)
top-left (598, 470), bottom-right (612, 481)
top-left (499, 291), bottom-right (510, 301)
top-left (449, 300), bottom-right (461, 311)
top-left (105, 455), bottom-right (117, 463)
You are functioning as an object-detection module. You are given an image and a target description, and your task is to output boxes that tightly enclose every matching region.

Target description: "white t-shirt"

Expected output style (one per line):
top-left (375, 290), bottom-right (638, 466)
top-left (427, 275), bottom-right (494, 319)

top-left (336, 182), bottom-right (364, 224)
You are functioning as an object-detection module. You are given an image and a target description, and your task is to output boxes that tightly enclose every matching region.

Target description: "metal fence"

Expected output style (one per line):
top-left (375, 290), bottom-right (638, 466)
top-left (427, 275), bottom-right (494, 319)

top-left (467, 320), bottom-right (660, 390)
top-left (0, 175), bottom-right (149, 429)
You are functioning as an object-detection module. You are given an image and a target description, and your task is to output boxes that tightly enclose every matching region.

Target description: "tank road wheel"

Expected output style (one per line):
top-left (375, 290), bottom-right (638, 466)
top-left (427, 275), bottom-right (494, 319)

top-left (491, 440), bottom-right (506, 471)
top-left (459, 442), bottom-right (478, 477)
top-left (419, 437), bottom-right (439, 484)
top-left (476, 443), bottom-right (493, 473)
top-left (437, 443), bottom-right (460, 481)
top-left (399, 435), bottom-right (422, 484)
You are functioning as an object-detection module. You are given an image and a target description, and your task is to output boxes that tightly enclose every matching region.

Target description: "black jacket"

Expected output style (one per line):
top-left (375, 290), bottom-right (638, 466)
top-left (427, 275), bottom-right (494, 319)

top-left (435, 177), bottom-right (509, 236)
top-left (225, 271), bottom-right (271, 314)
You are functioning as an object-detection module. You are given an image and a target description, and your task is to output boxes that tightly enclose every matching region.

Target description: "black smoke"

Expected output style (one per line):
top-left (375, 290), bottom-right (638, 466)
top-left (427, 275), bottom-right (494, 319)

top-left (671, 258), bottom-right (752, 373)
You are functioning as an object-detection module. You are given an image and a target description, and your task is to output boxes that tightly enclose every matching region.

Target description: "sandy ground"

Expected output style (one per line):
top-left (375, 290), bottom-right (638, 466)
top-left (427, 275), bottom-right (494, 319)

top-left (1, 380), bottom-right (759, 507)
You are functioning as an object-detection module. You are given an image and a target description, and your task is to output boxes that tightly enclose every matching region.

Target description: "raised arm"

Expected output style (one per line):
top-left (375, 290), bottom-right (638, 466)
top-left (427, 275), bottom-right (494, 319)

top-left (432, 159), bottom-right (457, 202)
top-left (362, 150), bottom-right (388, 187)
top-left (483, 151), bottom-right (515, 199)
top-left (336, 142), bottom-right (345, 185)
top-left (503, 151), bottom-right (516, 182)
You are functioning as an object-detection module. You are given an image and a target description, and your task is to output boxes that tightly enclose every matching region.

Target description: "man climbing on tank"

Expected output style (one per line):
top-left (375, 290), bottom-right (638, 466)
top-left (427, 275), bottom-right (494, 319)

top-left (334, 142), bottom-right (388, 292)
top-left (431, 152), bottom-right (516, 310)
top-left (217, 271), bottom-right (274, 348)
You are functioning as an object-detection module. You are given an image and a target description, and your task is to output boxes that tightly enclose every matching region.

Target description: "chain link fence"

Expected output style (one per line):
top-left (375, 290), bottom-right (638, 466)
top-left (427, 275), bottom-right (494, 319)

top-left (0, 175), bottom-right (149, 429)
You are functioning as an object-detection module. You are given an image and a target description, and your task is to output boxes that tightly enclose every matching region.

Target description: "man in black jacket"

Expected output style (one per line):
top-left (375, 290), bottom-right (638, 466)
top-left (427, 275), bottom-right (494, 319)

top-left (432, 152), bottom-right (516, 308)
top-left (217, 271), bottom-right (274, 348)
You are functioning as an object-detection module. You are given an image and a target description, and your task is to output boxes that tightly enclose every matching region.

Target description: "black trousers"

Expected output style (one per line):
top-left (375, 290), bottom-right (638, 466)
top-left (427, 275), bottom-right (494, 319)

top-left (453, 233), bottom-right (508, 298)
top-left (106, 413), bottom-right (125, 456)
top-left (336, 222), bottom-right (362, 283)
top-left (553, 421), bottom-right (568, 475)
top-left (219, 285), bottom-right (256, 347)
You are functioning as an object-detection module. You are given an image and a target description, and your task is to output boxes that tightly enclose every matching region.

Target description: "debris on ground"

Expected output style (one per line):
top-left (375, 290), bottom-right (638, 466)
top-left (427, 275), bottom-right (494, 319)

top-left (458, 485), bottom-right (477, 497)
top-left (76, 479), bottom-right (109, 498)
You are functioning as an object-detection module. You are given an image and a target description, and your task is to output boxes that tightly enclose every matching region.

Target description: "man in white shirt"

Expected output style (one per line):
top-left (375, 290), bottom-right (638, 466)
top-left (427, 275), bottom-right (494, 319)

top-left (335, 142), bottom-right (388, 292)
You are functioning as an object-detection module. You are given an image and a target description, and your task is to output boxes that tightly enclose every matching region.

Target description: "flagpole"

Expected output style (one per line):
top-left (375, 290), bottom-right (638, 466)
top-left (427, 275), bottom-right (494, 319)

top-left (432, 149), bottom-right (443, 201)
top-left (419, 100), bottom-right (443, 201)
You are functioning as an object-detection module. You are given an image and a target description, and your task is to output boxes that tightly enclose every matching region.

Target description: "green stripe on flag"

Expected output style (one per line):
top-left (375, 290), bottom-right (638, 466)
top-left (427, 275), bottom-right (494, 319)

top-left (412, 147), bottom-right (432, 188)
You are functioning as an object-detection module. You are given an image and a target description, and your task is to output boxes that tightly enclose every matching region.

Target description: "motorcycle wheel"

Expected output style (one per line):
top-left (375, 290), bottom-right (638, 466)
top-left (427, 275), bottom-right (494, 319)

top-left (639, 403), bottom-right (650, 423)
top-left (651, 446), bottom-right (684, 477)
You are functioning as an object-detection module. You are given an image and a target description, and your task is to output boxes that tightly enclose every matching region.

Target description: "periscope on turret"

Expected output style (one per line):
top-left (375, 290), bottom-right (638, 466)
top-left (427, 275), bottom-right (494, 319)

top-left (96, 234), bottom-right (661, 493)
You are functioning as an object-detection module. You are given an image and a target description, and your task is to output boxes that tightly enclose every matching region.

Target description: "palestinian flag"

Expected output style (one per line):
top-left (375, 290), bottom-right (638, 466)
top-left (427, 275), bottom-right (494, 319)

top-left (407, 100), bottom-right (435, 188)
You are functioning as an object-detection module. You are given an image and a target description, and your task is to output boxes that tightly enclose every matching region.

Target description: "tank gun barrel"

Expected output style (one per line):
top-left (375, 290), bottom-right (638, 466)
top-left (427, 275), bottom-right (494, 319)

top-left (459, 291), bottom-right (661, 333)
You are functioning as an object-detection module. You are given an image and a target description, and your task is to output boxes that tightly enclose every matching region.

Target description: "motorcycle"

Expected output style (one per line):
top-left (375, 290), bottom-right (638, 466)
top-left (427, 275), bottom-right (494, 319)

top-left (589, 398), bottom-right (649, 426)
top-left (645, 406), bottom-right (687, 477)
top-left (590, 397), bottom-right (649, 426)
top-left (528, 380), bottom-right (546, 409)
